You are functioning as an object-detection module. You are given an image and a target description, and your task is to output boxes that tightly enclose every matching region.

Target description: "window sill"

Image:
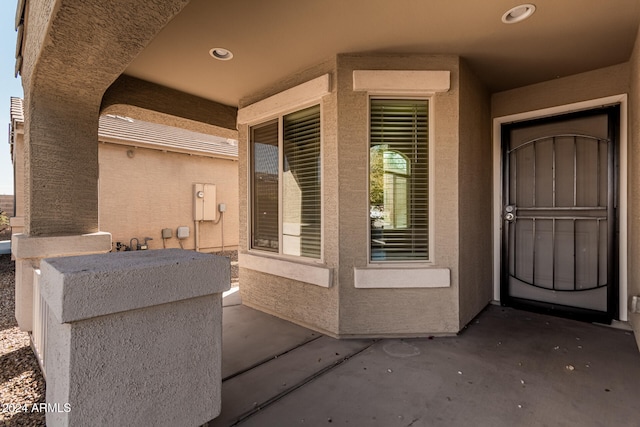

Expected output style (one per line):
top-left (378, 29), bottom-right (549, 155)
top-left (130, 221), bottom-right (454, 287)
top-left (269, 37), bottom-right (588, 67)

top-left (239, 252), bottom-right (333, 288)
top-left (354, 266), bottom-right (450, 289)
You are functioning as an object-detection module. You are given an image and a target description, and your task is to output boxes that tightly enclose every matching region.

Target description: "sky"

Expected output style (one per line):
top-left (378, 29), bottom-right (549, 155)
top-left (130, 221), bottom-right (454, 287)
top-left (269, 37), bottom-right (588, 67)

top-left (0, 0), bottom-right (23, 195)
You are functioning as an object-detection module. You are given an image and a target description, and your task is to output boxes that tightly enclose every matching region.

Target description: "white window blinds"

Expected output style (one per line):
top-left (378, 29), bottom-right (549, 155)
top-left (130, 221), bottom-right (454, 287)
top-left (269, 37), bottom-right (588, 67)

top-left (370, 99), bottom-right (429, 261)
top-left (283, 105), bottom-right (321, 258)
top-left (250, 104), bottom-right (322, 259)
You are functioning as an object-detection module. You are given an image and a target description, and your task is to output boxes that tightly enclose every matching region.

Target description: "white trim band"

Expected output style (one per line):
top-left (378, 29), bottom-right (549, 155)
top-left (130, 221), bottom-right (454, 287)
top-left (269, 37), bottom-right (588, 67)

top-left (239, 252), bottom-right (333, 288)
top-left (237, 74), bottom-right (330, 124)
top-left (353, 70), bottom-right (450, 94)
top-left (354, 267), bottom-right (450, 289)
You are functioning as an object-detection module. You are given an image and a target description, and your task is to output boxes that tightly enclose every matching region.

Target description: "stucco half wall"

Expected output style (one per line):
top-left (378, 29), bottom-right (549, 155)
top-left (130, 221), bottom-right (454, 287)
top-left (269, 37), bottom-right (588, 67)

top-left (238, 54), bottom-right (493, 338)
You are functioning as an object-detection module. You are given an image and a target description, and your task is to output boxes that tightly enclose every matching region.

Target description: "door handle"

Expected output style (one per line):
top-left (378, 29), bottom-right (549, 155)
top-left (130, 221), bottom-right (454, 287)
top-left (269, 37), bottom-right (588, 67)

top-left (504, 205), bottom-right (515, 222)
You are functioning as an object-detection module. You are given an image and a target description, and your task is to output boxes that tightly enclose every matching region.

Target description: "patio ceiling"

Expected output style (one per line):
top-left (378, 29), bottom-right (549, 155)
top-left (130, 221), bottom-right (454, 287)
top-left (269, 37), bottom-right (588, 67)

top-left (124, 0), bottom-right (640, 107)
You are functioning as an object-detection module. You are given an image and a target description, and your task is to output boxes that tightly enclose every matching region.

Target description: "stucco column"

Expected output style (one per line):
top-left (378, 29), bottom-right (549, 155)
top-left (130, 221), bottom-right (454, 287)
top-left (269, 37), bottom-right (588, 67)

top-left (23, 94), bottom-right (100, 235)
top-left (13, 0), bottom-right (194, 330)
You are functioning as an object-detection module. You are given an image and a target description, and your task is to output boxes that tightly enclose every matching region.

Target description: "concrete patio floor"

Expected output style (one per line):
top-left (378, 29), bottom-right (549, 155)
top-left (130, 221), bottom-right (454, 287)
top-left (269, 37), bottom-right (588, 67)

top-left (212, 290), bottom-right (640, 427)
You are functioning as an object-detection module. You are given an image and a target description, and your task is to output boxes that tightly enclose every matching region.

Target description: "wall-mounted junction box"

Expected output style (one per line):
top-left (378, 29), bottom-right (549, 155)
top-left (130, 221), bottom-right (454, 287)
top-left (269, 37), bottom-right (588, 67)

top-left (161, 228), bottom-right (173, 239)
top-left (194, 183), bottom-right (217, 221)
top-left (177, 226), bottom-right (190, 239)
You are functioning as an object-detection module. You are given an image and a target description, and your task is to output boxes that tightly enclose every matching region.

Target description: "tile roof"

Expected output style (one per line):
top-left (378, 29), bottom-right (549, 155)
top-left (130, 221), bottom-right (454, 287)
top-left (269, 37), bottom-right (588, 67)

top-left (10, 97), bottom-right (237, 159)
top-left (10, 97), bottom-right (24, 123)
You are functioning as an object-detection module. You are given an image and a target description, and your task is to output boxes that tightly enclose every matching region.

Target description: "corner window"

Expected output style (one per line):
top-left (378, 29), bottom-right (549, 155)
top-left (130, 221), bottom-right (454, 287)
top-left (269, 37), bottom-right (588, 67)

top-left (250, 104), bottom-right (322, 259)
top-left (369, 98), bottom-right (429, 261)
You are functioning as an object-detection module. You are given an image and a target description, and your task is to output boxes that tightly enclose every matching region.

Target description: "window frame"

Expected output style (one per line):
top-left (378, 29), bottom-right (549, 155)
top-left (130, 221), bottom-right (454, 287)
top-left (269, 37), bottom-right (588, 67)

top-left (248, 101), bottom-right (325, 263)
top-left (367, 95), bottom-right (435, 265)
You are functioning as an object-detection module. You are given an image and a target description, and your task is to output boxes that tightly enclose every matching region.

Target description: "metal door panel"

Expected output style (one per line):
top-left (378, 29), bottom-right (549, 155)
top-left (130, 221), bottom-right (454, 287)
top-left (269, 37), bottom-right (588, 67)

top-left (502, 107), bottom-right (618, 321)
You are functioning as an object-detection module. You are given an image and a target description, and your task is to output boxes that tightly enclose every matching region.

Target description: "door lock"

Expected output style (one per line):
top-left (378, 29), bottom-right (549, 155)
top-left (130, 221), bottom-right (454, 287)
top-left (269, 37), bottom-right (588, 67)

top-left (504, 205), bottom-right (516, 222)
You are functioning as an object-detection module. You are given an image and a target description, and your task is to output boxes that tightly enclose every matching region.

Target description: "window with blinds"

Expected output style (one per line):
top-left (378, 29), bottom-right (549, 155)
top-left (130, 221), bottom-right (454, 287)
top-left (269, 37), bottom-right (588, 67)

top-left (251, 120), bottom-right (279, 252)
top-left (250, 104), bottom-right (322, 259)
top-left (369, 99), bottom-right (429, 261)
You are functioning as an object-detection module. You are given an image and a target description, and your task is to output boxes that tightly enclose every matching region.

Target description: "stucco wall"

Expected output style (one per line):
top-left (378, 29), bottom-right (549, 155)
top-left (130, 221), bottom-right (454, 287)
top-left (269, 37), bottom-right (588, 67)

top-left (12, 132), bottom-right (24, 219)
top-left (99, 143), bottom-right (238, 252)
top-left (336, 55), bottom-right (462, 336)
top-left (238, 59), bottom-right (341, 335)
top-left (628, 25), bottom-right (640, 348)
top-left (238, 54), bottom-right (496, 337)
top-left (492, 63), bottom-right (630, 118)
top-left (457, 60), bottom-right (493, 326)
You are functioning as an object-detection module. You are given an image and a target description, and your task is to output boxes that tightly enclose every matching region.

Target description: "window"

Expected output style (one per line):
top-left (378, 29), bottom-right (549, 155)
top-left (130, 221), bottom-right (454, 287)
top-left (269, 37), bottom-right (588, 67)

top-left (369, 98), bottom-right (429, 261)
top-left (250, 104), bottom-right (321, 259)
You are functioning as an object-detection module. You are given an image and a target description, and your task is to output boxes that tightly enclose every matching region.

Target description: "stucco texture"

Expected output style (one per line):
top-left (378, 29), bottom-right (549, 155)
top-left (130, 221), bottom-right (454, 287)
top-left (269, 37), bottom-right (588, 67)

top-left (457, 59), bottom-right (493, 327)
top-left (491, 63), bottom-right (630, 118)
top-left (238, 59), bottom-right (340, 335)
top-left (99, 143), bottom-right (239, 252)
top-left (41, 250), bottom-right (228, 426)
top-left (337, 55), bottom-right (464, 336)
top-left (239, 54), bottom-right (494, 337)
top-left (20, 0), bottom-right (192, 236)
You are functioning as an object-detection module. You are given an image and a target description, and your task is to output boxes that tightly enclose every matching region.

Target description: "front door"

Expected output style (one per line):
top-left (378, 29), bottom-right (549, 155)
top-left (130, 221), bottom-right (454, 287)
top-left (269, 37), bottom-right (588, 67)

top-left (501, 106), bottom-right (619, 323)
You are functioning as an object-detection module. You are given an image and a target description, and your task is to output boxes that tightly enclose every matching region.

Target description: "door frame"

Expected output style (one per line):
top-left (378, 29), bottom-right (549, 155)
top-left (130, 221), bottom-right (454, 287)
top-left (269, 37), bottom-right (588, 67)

top-left (492, 94), bottom-right (628, 321)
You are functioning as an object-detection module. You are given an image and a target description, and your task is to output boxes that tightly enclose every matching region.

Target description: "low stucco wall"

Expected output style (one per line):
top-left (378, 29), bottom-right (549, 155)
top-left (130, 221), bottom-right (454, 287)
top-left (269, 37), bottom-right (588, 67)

top-left (99, 143), bottom-right (239, 252)
top-left (41, 249), bottom-right (229, 426)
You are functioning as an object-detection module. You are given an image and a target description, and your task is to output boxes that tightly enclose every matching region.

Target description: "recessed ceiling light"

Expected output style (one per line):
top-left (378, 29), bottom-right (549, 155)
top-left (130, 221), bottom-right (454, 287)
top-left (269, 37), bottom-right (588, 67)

top-left (209, 47), bottom-right (233, 61)
top-left (502, 4), bottom-right (536, 24)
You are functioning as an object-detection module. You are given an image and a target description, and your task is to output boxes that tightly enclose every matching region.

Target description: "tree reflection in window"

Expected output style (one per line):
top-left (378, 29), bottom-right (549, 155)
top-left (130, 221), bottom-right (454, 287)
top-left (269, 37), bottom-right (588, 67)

top-left (369, 98), bottom-right (428, 261)
top-left (370, 148), bottom-right (409, 229)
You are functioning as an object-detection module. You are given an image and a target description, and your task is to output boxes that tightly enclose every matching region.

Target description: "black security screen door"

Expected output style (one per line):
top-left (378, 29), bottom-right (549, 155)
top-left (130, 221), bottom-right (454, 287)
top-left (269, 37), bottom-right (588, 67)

top-left (501, 106), bottom-right (619, 323)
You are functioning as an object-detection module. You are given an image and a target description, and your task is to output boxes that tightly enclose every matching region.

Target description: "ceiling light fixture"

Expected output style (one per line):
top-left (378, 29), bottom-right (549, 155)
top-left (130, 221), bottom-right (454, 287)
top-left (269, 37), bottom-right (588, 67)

top-left (209, 47), bottom-right (233, 61)
top-left (502, 4), bottom-right (536, 24)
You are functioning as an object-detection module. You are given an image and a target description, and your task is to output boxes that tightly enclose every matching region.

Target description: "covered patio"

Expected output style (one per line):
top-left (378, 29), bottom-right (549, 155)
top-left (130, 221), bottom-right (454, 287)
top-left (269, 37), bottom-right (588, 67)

top-left (8, 0), bottom-right (640, 424)
top-left (217, 291), bottom-right (640, 426)
top-left (1, 258), bottom-right (639, 425)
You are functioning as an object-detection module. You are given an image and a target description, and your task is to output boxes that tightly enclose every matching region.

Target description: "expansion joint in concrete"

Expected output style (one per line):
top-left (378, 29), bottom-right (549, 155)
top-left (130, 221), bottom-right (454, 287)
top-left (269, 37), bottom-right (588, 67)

top-left (227, 340), bottom-right (377, 426)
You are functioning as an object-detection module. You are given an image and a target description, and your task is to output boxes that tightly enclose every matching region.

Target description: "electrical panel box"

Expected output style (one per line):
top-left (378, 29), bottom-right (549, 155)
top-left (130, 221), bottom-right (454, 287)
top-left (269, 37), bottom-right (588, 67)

top-left (194, 183), bottom-right (217, 221)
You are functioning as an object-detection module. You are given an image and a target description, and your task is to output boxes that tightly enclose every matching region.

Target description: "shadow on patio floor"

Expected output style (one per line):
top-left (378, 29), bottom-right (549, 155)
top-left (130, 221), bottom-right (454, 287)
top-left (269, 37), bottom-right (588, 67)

top-left (211, 293), bottom-right (640, 427)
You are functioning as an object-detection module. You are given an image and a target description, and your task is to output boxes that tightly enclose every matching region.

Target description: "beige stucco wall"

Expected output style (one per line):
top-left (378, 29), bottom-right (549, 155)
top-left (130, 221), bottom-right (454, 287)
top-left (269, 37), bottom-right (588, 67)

top-left (238, 54), bottom-right (495, 337)
top-left (336, 55), bottom-right (462, 336)
top-left (238, 59), bottom-right (340, 335)
top-left (12, 130), bottom-right (25, 219)
top-left (12, 132), bottom-right (239, 253)
top-left (457, 60), bottom-right (493, 327)
top-left (99, 143), bottom-right (239, 252)
top-left (628, 25), bottom-right (640, 348)
top-left (492, 63), bottom-right (630, 118)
